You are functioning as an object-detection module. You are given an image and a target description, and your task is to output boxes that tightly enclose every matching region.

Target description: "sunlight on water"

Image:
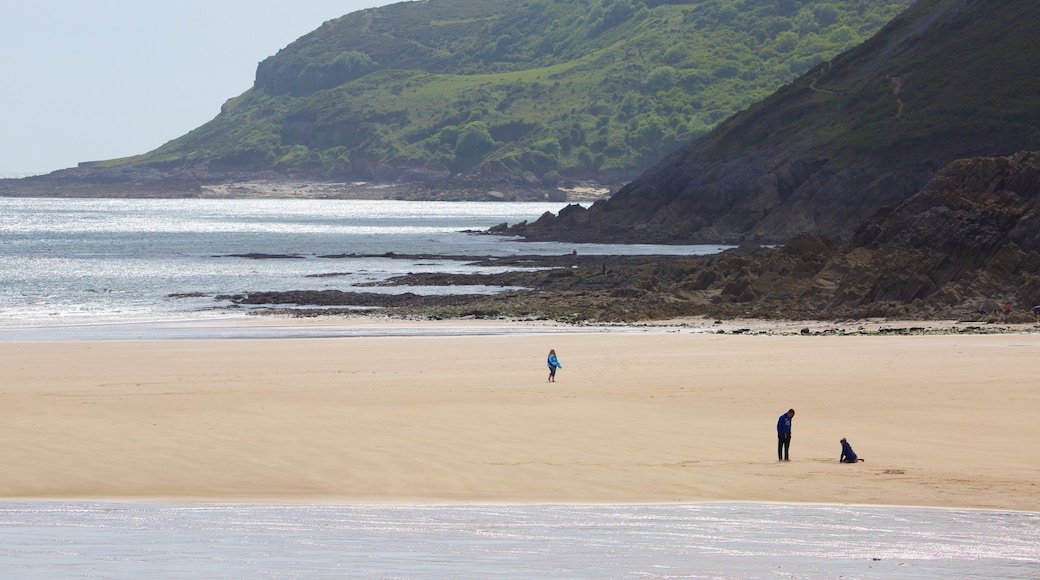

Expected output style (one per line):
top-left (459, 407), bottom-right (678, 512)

top-left (0, 503), bottom-right (1036, 579)
top-left (0, 198), bottom-right (730, 330)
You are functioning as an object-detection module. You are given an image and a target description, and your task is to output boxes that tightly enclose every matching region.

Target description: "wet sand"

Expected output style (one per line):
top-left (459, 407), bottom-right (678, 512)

top-left (1, 326), bottom-right (1038, 509)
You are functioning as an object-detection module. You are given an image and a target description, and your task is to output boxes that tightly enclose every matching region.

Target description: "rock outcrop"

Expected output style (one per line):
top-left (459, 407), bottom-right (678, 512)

top-left (835, 150), bottom-right (1040, 317)
top-left (679, 150), bottom-right (1040, 320)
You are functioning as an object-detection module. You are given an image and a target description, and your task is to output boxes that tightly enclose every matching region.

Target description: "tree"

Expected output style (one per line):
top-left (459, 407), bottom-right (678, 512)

top-left (815, 4), bottom-right (840, 27)
top-left (645, 66), bottom-right (677, 92)
top-left (774, 31), bottom-right (799, 53)
top-left (453, 122), bottom-right (496, 171)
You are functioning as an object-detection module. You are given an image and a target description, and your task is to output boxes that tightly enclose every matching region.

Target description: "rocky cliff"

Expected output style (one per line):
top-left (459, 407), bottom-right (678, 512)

top-left (508, 0), bottom-right (1040, 244)
top-left (834, 150), bottom-right (1040, 317)
top-left (673, 150), bottom-right (1040, 321)
top-left (639, 150), bottom-right (1040, 321)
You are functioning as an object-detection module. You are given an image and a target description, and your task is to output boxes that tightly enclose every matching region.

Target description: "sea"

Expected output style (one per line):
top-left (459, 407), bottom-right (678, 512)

top-left (0, 197), bottom-right (727, 340)
top-left (0, 502), bottom-right (1037, 579)
top-left (1, 197), bottom-right (1038, 578)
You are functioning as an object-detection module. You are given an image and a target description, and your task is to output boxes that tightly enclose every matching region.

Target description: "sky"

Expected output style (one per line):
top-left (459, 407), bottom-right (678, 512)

top-left (0, 1), bottom-right (394, 176)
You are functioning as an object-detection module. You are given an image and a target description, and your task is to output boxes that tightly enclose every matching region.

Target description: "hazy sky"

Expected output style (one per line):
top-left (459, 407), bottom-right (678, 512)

top-left (0, 1), bottom-right (394, 176)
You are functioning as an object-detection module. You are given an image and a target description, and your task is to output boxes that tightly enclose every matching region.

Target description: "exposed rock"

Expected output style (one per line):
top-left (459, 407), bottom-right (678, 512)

top-left (838, 150), bottom-right (1040, 318)
top-left (0, 165), bottom-right (617, 202)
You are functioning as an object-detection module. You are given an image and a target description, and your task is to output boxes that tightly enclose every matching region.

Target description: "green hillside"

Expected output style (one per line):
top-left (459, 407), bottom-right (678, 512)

top-left (507, 0), bottom-right (1040, 243)
top-left (106, 0), bottom-right (913, 181)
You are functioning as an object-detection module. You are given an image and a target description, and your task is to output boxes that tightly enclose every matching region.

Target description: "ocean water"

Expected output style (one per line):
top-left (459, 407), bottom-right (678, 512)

top-left (0, 502), bottom-right (1037, 579)
top-left (0, 198), bottom-right (729, 332)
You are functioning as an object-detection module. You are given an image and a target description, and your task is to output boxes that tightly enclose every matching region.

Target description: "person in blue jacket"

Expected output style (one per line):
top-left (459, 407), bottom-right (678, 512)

top-left (840, 438), bottom-right (865, 463)
top-left (777, 408), bottom-right (794, 461)
top-left (547, 349), bottom-right (562, 382)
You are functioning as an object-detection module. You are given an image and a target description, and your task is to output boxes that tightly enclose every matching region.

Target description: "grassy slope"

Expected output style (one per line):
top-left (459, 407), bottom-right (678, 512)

top-left (703, 0), bottom-right (1040, 163)
top-left (103, 0), bottom-right (913, 180)
top-left (542, 0), bottom-right (1040, 243)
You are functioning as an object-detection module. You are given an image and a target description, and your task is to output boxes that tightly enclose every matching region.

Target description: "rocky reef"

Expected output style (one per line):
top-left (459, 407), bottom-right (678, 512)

top-left (221, 151), bottom-right (1040, 324)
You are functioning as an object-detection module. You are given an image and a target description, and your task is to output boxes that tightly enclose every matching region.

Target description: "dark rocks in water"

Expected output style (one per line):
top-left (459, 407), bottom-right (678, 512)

top-left (223, 290), bottom-right (427, 308)
top-left (305, 272), bottom-right (352, 278)
top-left (224, 253), bottom-right (305, 260)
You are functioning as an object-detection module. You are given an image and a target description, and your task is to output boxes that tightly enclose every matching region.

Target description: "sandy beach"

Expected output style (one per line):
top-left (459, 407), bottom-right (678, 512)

top-left (2, 323), bottom-right (1038, 510)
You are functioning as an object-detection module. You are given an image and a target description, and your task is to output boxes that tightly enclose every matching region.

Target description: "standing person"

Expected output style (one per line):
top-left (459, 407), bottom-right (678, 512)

top-left (839, 438), bottom-right (865, 463)
top-left (777, 408), bottom-right (795, 461)
top-left (547, 349), bottom-right (562, 382)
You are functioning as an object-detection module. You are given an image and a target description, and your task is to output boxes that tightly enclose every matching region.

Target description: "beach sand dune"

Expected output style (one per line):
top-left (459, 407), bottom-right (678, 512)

top-left (1, 331), bottom-right (1038, 510)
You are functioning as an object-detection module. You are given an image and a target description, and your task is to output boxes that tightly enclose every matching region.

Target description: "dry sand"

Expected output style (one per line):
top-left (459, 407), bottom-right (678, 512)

top-left (2, 326), bottom-right (1038, 510)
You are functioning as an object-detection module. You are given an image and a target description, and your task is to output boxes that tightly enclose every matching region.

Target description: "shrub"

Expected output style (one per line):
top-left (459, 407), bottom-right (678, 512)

top-left (645, 66), bottom-right (677, 92)
top-left (774, 31), bottom-right (799, 53)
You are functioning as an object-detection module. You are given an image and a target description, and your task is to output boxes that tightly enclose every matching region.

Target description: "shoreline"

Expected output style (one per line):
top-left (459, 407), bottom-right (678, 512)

top-left (0, 499), bottom-right (1035, 516)
top-left (2, 324), bottom-right (1039, 510)
top-left (3, 314), bottom-right (1039, 342)
top-left (0, 173), bottom-right (618, 203)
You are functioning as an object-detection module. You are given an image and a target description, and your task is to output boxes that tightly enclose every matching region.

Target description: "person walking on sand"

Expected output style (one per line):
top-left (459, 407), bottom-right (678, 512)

top-left (777, 408), bottom-right (794, 461)
top-left (547, 349), bottom-right (562, 382)
top-left (840, 437), bottom-right (865, 463)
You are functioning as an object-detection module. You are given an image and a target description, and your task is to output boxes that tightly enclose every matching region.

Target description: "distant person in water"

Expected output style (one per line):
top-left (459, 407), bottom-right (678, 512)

top-left (839, 438), bottom-right (865, 463)
top-left (777, 408), bottom-right (794, 461)
top-left (547, 349), bottom-right (562, 382)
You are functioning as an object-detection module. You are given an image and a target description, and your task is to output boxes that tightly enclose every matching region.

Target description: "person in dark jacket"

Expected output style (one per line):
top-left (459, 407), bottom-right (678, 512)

top-left (839, 438), bottom-right (865, 463)
top-left (777, 409), bottom-right (794, 461)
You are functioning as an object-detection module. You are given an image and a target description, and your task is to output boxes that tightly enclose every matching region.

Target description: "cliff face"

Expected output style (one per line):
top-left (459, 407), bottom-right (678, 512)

top-left (833, 150), bottom-right (1040, 316)
top-left (697, 151), bottom-right (1040, 321)
top-left (851, 153), bottom-right (1040, 255)
top-left (509, 0), bottom-right (1040, 244)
